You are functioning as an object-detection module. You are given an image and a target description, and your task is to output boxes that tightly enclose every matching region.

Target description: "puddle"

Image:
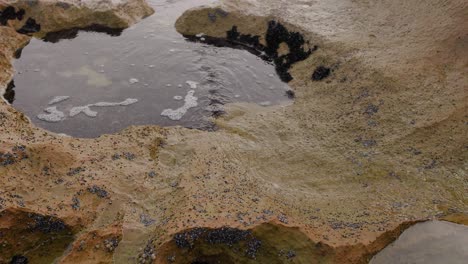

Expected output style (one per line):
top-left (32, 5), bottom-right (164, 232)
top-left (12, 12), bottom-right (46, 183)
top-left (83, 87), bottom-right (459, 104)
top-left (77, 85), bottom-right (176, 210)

top-left (8, 0), bottom-right (291, 137)
top-left (371, 221), bottom-right (468, 264)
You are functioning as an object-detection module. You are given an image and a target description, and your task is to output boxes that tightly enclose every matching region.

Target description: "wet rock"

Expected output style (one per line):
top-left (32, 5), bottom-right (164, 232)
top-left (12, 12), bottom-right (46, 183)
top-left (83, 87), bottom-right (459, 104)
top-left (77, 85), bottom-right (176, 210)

top-left (312, 66), bottom-right (331, 81)
top-left (17, 18), bottom-right (41, 35)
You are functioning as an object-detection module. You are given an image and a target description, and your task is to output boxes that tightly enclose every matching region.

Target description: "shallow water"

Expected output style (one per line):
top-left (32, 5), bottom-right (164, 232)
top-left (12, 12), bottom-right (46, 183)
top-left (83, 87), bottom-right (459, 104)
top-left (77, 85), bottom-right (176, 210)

top-left (371, 221), bottom-right (468, 264)
top-left (10, 0), bottom-right (290, 137)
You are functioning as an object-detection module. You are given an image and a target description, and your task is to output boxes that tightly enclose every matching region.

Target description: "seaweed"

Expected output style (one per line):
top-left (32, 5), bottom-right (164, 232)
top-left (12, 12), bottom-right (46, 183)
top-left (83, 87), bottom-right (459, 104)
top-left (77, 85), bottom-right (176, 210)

top-left (0, 6), bottom-right (25, 26)
top-left (311, 66), bottom-right (331, 81)
top-left (17, 18), bottom-right (41, 35)
top-left (193, 20), bottom-right (316, 83)
top-left (3, 80), bottom-right (15, 104)
top-left (42, 24), bottom-right (123, 43)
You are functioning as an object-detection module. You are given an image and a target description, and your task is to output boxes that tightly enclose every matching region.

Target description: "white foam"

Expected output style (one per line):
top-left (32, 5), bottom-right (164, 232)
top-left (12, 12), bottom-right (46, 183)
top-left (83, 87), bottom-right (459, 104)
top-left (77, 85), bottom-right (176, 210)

top-left (196, 33), bottom-right (205, 37)
top-left (94, 98), bottom-right (138, 107)
top-left (37, 107), bottom-right (65, 122)
top-left (161, 90), bottom-right (198, 121)
top-left (129, 78), bottom-right (139, 84)
top-left (69, 98), bottom-right (139, 118)
top-left (70, 106), bottom-right (98, 117)
top-left (173, 96), bottom-right (183, 100)
top-left (48, 96), bottom-right (70, 105)
top-left (186, 81), bottom-right (198, 89)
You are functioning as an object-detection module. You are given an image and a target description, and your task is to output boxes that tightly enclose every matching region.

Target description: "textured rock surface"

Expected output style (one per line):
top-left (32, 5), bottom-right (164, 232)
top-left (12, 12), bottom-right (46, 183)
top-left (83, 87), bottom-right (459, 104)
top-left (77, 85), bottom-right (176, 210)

top-left (0, 0), bottom-right (467, 263)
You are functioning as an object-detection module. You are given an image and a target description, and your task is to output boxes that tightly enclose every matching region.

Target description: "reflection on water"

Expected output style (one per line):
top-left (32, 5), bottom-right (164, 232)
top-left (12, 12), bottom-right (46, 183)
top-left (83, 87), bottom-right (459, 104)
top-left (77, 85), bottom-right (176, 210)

top-left (11, 0), bottom-right (291, 137)
top-left (371, 221), bottom-right (468, 264)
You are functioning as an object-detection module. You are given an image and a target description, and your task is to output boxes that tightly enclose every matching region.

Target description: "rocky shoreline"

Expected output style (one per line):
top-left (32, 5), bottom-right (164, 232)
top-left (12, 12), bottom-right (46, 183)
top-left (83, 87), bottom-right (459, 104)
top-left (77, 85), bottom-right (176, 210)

top-left (0, 0), bottom-right (466, 263)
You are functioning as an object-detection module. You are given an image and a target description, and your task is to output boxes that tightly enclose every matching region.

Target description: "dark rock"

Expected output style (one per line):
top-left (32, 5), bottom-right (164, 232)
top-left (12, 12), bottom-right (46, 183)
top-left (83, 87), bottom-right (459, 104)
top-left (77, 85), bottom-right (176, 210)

top-left (312, 66), bottom-right (331, 81)
top-left (208, 12), bottom-right (217, 22)
top-left (0, 145), bottom-right (28, 167)
top-left (140, 214), bottom-right (156, 227)
top-left (3, 80), bottom-right (16, 104)
top-left (87, 185), bottom-right (108, 198)
top-left (364, 104), bottom-right (379, 116)
top-left (67, 167), bottom-right (85, 176)
top-left (285, 90), bottom-right (295, 99)
top-left (286, 250), bottom-right (297, 259)
top-left (71, 196), bottom-right (80, 210)
top-left (10, 255), bottom-right (28, 264)
top-left (215, 8), bottom-right (228, 17)
top-left (104, 237), bottom-right (119, 252)
top-left (246, 238), bottom-right (262, 258)
top-left (123, 152), bottom-right (136, 160)
top-left (56, 2), bottom-right (71, 9)
top-left (278, 214), bottom-right (289, 224)
top-left (205, 227), bottom-right (250, 245)
top-left (28, 213), bottom-right (66, 233)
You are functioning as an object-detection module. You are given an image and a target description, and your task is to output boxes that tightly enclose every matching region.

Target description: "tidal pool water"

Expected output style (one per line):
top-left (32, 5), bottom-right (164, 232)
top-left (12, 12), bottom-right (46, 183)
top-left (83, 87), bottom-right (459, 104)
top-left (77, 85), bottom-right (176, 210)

top-left (9, 0), bottom-right (290, 137)
top-left (371, 221), bottom-right (468, 264)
